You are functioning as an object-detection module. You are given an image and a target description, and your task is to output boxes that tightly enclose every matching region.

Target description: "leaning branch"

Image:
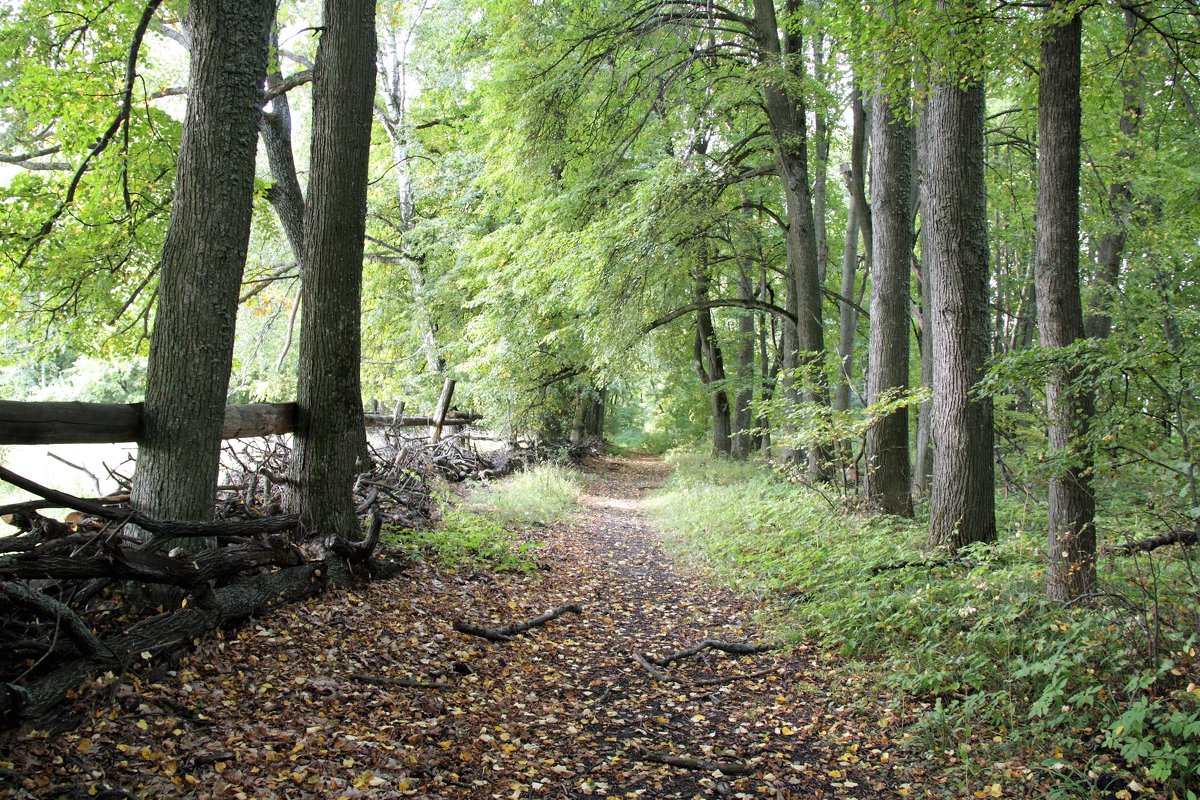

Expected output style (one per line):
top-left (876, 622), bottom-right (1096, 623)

top-left (453, 603), bottom-right (583, 642)
top-left (642, 299), bottom-right (796, 334)
top-left (1112, 527), bottom-right (1198, 554)
top-left (17, 0), bottom-right (164, 270)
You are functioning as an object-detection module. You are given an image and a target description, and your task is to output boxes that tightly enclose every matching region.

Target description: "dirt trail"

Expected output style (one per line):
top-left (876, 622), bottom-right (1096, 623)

top-left (1, 454), bottom-right (899, 799)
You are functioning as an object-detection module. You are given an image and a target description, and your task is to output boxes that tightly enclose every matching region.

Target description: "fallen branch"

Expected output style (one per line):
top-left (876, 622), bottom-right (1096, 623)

top-left (644, 639), bottom-right (776, 667)
top-left (691, 667), bottom-right (774, 687)
top-left (637, 749), bottom-right (753, 776)
top-left (1112, 527), bottom-right (1198, 554)
top-left (631, 651), bottom-right (678, 683)
top-left (349, 673), bottom-right (453, 691)
top-left (453, 602), bottom-right (583, 642)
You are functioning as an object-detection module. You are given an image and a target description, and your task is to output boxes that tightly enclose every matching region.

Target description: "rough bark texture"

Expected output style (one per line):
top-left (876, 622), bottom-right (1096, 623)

top-left (1036, 8), bottom-right (1096, 601)
top-left (753, 0), bottom-right (829, 480)
top-left (288, 0), bottom-right (377, 540)
top-left (926, 74), bottom-right (997, 548)
top-left (864, 91), bottom-right (914, 517)
top-left (131, 0), bottom-right (274, 545)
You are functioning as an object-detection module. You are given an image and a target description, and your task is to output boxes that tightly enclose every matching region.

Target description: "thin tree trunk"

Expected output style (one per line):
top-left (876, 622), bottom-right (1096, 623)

top-left (288, 0), bottom-right (377, 541)
top-left (131, 0), bottom-right (274, 549)
top-left (864, 90), bottom-right (914, 517)
top-left (1084, 7), bottom-right (1141, 340)
top-left (732, 274), bottom-right (757, 459)
top-left (260, 27), bottom-right (305, 264)
top-left (912, 104), bottom-right (934, 500)
top-left (753, 0), bottom-right (829, 480)
top-left (926, 18), bottom-right (996, 548)
top-left (1037, 6), bottom-right (1096, 601)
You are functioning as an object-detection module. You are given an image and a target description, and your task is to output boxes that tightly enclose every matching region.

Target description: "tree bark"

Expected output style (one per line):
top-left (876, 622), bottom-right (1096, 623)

top-left (926, 23), bottom-right (996, 548)
top-left (260, 27), bottom-right (306, 264)
top-left (864, 90), bottom-right (914, 517)
top-left (131, 0), bottom-right (275, 549)
top-left (1036, 6), bottom-right (1095, 601)
top-left (288, 0), bottom-right (377, 540)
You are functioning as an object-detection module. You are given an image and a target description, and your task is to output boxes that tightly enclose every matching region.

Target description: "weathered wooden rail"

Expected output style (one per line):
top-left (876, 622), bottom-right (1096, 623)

top-left (0, 400), bottom-right (481, 446)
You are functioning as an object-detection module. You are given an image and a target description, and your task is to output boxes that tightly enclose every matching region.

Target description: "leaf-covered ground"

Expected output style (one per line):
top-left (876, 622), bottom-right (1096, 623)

top-left (1, 455), bottom-right (911, 799)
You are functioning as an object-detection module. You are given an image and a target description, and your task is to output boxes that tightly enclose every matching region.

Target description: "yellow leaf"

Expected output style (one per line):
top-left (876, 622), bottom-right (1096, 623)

top-left (136, 719), bottom-right (149, 731)
top-left (781, 725), bottom-right (797, 736)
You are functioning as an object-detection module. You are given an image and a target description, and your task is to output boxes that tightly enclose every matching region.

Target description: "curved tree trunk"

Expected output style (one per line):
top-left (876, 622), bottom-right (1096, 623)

top-left (1037, 6), bottom-right (1095, 601)
top-left (865, 90), bottom-right (915, 517)
top-left (288, 0), bottom-right (377, 540)
top-left (131, 0), bottom-right (275, 548)
top-left (926, 17), bottom-right (996, 548)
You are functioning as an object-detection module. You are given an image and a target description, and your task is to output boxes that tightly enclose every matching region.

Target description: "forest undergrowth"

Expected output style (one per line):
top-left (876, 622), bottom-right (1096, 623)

top-left (648, 450), bottom-right (1200, 799)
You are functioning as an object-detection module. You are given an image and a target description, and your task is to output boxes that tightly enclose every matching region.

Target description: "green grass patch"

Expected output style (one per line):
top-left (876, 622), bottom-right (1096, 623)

top-left (381, 464), bottom-right (583, 573)
top-left (464, 463), bottom-right (583, 526)
top-left (382, 505), bottom-right (541, 574)
top-left (649, 449), bottom-right (1200, 798)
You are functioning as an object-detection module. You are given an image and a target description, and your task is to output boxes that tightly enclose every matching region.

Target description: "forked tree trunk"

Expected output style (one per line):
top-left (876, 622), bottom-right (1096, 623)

top-left (131, 0), bottom-right (275, 549)
top-left (926, 18), bottom-right (996, 548)
top-left (864, 90), bottom-right (914, 517)
top-left (288, 0), bottom-right (377, 540)
top-left (1037, 6), bottom-right (1096, 601)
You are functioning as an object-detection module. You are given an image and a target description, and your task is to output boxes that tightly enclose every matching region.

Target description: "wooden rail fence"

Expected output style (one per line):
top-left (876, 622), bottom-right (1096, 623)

top-left (0, 400), bottom-right (481, 446)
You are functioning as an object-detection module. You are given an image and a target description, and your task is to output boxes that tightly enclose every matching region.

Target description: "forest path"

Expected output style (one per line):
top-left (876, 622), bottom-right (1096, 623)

top-left (3, 454), bottom-right (901, 799)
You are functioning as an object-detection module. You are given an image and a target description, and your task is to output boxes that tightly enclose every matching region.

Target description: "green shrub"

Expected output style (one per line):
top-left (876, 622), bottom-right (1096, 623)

top-left (650, 451), bottom-right (1200, 797)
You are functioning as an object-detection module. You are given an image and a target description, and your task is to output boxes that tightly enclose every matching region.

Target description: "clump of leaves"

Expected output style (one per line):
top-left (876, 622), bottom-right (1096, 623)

top-left (465, 463), bottom-right (583, 526)
top-left (384, 506), bottom-right (541, 573)
top-left (651, 451), bottom-right (1200, 797)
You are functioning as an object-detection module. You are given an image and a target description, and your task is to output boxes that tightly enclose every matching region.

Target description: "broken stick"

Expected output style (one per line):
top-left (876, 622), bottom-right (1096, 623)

top-left (644, 639), bottom-right (776, 667)
top-left (453, 602), bottom-right (583, 642)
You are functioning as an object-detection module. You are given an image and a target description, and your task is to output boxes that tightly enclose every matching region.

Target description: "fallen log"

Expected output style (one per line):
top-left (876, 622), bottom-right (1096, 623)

top-left (349, 673), bottom-right (454, 691)
top-left (644, 639), bottom-right (776, 667)
top-left (637, 749), bottom-right (753, 776)
top-left (0, 466), bottom-right (299, 546)
top-left (1112, 527), bottom-right (1198, 554)
top-left (0, 400), bottom-right (482, 446)
top-left (453, 602), bottom-right (583, 642)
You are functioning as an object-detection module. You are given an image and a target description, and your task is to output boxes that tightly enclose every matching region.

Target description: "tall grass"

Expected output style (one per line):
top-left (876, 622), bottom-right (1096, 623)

top-left (649, 450), bottom-right (1200, 798)
top-left (465, 463), bottom-right (583, 526)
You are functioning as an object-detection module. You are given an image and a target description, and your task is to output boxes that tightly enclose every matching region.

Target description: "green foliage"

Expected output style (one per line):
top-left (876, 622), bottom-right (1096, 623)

top-left (651, 452), bottom-right (1200, 795)
top-left (383, 504), bottom-right (541, 574)
top-left (464, 463), bottom-right (583, 526)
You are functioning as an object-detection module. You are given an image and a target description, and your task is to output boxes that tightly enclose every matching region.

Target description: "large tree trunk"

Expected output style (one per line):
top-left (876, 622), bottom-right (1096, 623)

top-left (131, 0), bottom-right (275, 549)
top-left (926, 22), bottom-right (996, 548)
top-left (864, 90), bottom-right (914, 517)
top-left (753, 0), bottom-right (829, 480)
top-left (1037, 6), bottom-right (1096, 602)
top-left (288, 0), bottom-right (377, 540)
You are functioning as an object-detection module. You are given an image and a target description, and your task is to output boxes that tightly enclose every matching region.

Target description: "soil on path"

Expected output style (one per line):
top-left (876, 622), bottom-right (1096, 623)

top-left (1, 454), bottom-right (902, 799)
